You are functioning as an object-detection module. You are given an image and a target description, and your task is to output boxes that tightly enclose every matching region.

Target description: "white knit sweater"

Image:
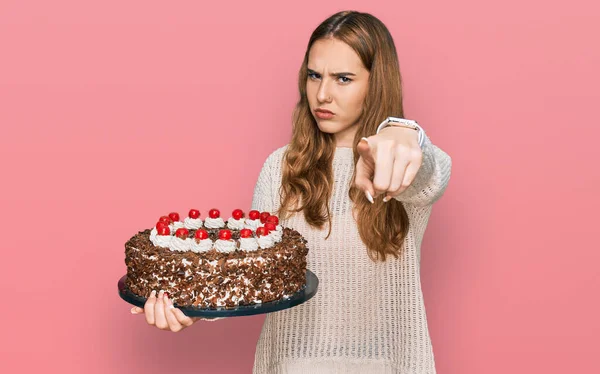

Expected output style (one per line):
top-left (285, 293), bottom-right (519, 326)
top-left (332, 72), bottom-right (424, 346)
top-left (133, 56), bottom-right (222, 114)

top-left (249, 133), bottom-right (452, 374)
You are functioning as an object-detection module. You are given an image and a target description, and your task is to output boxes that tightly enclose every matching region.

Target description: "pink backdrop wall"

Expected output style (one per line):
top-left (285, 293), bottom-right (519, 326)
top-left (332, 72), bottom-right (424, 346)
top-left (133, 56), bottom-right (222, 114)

top-left (1, 0), bottom-right (598, 373)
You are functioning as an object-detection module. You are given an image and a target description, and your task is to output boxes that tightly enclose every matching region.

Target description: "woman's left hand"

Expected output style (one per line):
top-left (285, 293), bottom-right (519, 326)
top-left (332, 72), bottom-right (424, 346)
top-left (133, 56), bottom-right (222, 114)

top-left (355, 126), bottom-right (423, 203)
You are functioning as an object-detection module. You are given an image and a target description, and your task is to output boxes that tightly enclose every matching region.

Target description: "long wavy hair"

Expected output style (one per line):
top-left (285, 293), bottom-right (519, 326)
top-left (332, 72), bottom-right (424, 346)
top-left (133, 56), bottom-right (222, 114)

top-left (277, 10), bottom-right (410, 262)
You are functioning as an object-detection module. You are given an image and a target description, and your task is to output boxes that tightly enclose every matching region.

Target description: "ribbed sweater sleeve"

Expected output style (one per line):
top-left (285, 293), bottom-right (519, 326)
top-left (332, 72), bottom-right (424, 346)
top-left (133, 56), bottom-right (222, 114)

top-left (393, 132), bottom-right (452, 207)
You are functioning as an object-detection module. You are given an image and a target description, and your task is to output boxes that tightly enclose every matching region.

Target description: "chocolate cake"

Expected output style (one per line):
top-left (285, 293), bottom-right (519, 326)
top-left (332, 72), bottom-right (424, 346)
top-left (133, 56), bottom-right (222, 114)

top-left (124, 209), bottom-right (309, 308)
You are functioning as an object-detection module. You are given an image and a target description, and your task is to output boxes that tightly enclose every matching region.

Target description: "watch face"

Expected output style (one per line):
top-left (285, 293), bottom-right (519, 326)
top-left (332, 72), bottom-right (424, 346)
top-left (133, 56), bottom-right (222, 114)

top-left (390, 118), bottom-right (416, 126)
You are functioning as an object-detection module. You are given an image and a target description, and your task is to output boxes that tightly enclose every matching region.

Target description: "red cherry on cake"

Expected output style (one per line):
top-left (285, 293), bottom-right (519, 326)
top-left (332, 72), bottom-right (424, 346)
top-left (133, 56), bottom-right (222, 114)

top-left (260, 211), bottom-right (271, 223)
top-left (265, 222), bottom-right (277, 232)
top-left (159, 215), bottom-right (171, 224)
top-left (232, 209), bottom-right (244, 220)
top-left (157, 225), bottom-right (170, 235)
top-left (256, 226), bottom-right (268, 237)
top-left (156, 221), bottom-right (169, 230)
top-left (194, 229), bottom-right (209, 240)
top-left (169, 212), bottom-right (180, 222)
top-left (249, 210), bottom-right (260, 220)
top-left (175, 228), bottom-right (189, 238)
top-left (189, 209), bottom-right (200, 219)
top-left (209, 209), bottom-right (220, 219)
top-left (240, 228), bottom-right (252, 238)
top-left (266, 215), bottom-right (279, 226)
top-left (219, 229), bottom-right (232, 240)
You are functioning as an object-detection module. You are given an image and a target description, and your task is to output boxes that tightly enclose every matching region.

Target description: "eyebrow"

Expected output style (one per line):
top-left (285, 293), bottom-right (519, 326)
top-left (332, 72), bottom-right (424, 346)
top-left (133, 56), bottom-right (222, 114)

top-left (307, 68), bottom-right (356, 76)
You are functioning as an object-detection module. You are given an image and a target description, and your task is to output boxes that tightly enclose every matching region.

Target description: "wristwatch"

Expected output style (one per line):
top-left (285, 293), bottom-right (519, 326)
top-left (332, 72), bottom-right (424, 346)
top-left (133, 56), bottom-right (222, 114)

top-left (376, 117), bottom-right (425, 148)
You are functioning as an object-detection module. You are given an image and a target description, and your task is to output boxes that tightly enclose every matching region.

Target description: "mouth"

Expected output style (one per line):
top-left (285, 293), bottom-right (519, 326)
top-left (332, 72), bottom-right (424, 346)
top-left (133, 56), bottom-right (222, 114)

top-left (315, 108), bottom-right (334, 114)
top-left (315, 110), bottom-right (335, 120)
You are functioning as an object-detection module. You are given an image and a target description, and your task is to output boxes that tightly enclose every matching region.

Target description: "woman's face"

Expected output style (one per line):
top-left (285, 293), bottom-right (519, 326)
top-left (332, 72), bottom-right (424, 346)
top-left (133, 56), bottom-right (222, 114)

top-left (306, 38), bottom-right (370, 147)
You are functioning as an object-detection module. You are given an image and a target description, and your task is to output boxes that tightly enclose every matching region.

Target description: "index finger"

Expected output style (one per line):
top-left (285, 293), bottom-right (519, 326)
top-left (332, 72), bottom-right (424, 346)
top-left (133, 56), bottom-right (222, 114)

top-left (356, 137), bottom-right (375, 166)
top-left (355, 138), bottom-right (376, 197)
top-left (355, 156), bottom-right (375, 203)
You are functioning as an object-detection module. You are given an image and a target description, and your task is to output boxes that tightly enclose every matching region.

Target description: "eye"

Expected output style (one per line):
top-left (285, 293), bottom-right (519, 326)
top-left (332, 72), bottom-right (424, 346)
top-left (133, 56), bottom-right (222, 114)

top-left (307, 72), bottom-right (352, 83)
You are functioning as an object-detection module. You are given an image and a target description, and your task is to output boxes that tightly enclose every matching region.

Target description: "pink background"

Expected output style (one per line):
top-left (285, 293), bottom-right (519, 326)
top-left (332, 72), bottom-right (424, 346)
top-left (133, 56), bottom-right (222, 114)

top-left (1, 0), bottom-right (599, 373)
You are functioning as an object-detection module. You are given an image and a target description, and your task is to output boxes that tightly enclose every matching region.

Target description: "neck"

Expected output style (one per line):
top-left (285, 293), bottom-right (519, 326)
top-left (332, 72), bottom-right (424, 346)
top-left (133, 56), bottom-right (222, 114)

top-left (334, 123), bottom-right (359, 148)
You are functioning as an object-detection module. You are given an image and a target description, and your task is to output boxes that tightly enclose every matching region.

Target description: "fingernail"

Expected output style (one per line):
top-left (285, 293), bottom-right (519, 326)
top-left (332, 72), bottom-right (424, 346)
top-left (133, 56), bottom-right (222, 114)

top-left (365, 190), bottom-right (374, 204)
top-left (150, 290), bottom-right (156, 298)
top-left (383, 196), bottom-right (391, 203)
top-left (164, 292), bottom-right (169, 299)
top-left (130, 307), bottom-right (137, 314)
top-left (158, 290), bottom-right (164, 298)
top-left (361, 137), bottom-right (369, 144)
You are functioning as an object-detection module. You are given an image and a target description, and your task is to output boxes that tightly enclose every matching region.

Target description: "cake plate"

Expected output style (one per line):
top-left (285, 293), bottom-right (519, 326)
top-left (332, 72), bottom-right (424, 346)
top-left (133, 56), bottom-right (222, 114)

top-left (118, 270), bottom-right (318, 318)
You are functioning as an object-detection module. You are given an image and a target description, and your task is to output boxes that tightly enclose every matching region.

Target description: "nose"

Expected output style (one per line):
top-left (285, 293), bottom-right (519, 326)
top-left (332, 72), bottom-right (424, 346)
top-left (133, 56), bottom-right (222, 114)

top-left (316, 80), bottom-right (332, 103)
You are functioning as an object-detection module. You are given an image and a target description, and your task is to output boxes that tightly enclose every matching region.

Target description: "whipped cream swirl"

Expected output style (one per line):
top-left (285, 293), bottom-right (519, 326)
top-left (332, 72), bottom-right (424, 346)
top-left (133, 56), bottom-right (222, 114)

top-left (191, 238), bottom-right (213, 253)
top-left (150, 227), bottom-right (158, 242)
top-left (214, 239), bottom-right (237, 253)
top-left (183, 217), bottom-right (203, 229)
top-left (170, 237), bottom-right (191, 252)
top-left (239, 237), bottom-right (259, 251)
top-left (257, 234), bottom-right (275, 249)
top-left (154, 234), bottom-right (173, 248)
top-left (227, 217), bottom-right (245, 230)
top-left (244, 218), bottom-right (261, 230)
top-left (204, 217), bottom-right (225, 229)
top-left (169, 221), bottom-right (185, 233)
top-left (271, 226), bottom-right (283, 243)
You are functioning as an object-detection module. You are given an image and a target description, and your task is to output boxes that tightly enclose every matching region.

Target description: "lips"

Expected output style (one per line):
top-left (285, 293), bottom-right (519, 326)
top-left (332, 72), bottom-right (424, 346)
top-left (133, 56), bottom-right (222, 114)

top-left (315, 109), bottom-right (334, 120)
top-left (315, 108), bottom-right (334, 114)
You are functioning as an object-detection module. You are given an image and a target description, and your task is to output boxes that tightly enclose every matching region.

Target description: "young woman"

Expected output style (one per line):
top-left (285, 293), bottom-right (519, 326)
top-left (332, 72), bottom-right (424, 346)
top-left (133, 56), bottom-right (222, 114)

top-left (132, 10), bottom-right (452, 373)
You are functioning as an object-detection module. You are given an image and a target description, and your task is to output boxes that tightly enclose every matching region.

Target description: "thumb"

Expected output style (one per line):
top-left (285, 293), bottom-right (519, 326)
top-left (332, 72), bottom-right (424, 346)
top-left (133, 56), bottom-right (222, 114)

top-left (355, 137), bottom-right (376, 203)
top-left (130, 306), bottom-right (144, 314)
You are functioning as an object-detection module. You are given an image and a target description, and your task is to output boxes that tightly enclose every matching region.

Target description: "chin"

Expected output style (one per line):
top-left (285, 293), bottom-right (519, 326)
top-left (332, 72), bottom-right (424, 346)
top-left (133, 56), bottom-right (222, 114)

top-left (315, 119), bottom-right (344, 134)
